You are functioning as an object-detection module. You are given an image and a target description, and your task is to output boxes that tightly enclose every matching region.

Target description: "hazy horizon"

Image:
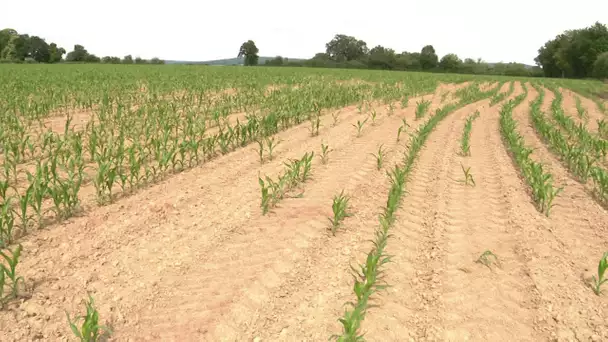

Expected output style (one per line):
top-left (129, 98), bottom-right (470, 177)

top-left (5, 0), bottom-right (607, 64)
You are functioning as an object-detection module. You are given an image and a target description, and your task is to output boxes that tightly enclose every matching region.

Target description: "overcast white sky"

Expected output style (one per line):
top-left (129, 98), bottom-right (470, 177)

top-left (4, 0), bottom-right (607, 64)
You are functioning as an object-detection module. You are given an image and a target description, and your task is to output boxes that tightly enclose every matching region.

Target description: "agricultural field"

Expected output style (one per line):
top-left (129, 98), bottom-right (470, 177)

top-left (0, 64), bottom-right (607, 341)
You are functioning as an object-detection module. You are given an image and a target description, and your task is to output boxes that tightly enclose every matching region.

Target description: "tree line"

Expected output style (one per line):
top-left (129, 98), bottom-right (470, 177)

top-left (243, 35), bottom-right (544, 77)
top-left (241, 21), bottom-right (608, 79)
top-left (535, 22), bottom-right (608, 79)
top-left (0, 28), bottom-right (164, 64)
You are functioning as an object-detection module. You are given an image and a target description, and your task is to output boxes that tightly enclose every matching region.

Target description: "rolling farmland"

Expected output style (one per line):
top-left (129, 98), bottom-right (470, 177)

top-left (0, 65), bottom-right (607, 341)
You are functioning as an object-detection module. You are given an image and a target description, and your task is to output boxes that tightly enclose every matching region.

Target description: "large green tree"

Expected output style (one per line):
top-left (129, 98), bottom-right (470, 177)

top-left (48, 43), bottom-right (66, 63)
top-left (66, 44), bottom-right (89, 62)
top-left (535, 22), bottom-right (608, 78)
top-left (238, 40), bottom-right (259, 66)
top-left (439, 53), bottom-right (462, 72)
top-left (593, 51), bottom-right (608, 79)
top-left (28, 36), bottom-right (50, 63)
top-left (368, 45), bottom-right (396, 70)
top-left (325, 34), bottom-right (368, 62)
top-left (420, 45), bottom-right (438, 70)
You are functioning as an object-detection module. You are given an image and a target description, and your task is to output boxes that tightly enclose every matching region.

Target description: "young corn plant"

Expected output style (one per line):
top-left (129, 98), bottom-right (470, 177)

top-left (265, 137), bottom-right (280, 161)
top-left (66, 294), bottom-right (112, 341)
top-left (575, 96), bottom-right (588, 121)
top-left (591, 252), bottom-right (608, 295)
top-left (415, 99), bottom-right (431, 120)
top-left (460, 164), bottom-right (475, 187)
top-left (460, 111), bottom-right (480, 156)
top-left (370, 144), bottom-right (386, 171)
top-left (259, 177), bottom-right (271, 215)
top-left (328, 190), bottom-right (351, 236)
top-left (320, 143), bottom-right (331, 165)
top-left (396, 118), bottom-right (409, 143)
top-left (400, 96), bottom-right (409, 109)
top-left (598, 119), bottom-right (608, 140)
top-left (476, 250), bottom-right (500, 270)
top-left (255, 139), bottom-right (265, 164)
top-left (591, 167), bottom-right (608, 204)
top-left (309, 114), bottom-right (321, 137)
top-left (352, 118), bottom-right (368, 138)
top-left (0, 201), bottom-right (16, 248)
top-left (369, 109), bottom-right (378, 126)
top-left (332, 110), bottom-right (341, 126)
top-left (0, 244), bottom-right (24, 307)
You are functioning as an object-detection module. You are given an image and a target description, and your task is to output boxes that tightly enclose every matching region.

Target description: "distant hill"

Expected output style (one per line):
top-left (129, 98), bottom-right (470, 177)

top-left (165, 56), bottom-right (305, 65)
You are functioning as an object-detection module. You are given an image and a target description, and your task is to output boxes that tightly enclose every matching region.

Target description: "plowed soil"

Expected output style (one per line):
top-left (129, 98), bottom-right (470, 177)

top-left (1, 82), bottom-right (607, 342)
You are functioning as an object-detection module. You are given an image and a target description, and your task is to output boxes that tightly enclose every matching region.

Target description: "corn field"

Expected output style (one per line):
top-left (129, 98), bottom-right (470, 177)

top-left (0, 64), bottom-right (607, 341)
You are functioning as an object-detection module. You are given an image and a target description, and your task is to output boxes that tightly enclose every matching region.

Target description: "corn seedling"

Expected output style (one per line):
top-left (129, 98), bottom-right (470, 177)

top-left (460, 111), bottom-right (480, 156)
top-left (320, 143), bottom-right (331, 165)
top-left (309, 114), bottom-right (321, 137)
top-left (401, 96), bottom-right (409, 109)
top-left (0, 199), bottom-right (15, 247)
top-left (591, 252), bottom-right (608, 295)
top-left (332, 111), bottom-right (341, 126)
top-left (328, 190), bottom-right (351, 236)
top-left (352, 118), bottom-right (368, 137)
top-left (598, 119), bottom-right (608, 139)
top-left (255, 139), bottom-right (264, 164)
top-left (575, 96), bottom-right (588, 121)
top-left (0, 244), bottom-right (24, 306)
top-left (396, 118), bottom-right (409, 143)
top-left (66, 294), bottom-right (112, 341)
top-left (369, 109), bottom-right (378, 126)
top-left (460, 164), bottom-right (475, 186)
top-left (370, 144), bottom-right (386, 170)
top-left (265, 136), bottom-right (280, 161)
top-left (258, 152), bottom-right (314, 213)
top-left (476, 250), bottom-right (500, 269)
top-left (415, 99), bottom-right (431, 120)
top-left (258, 177), bottom-right (271, 215)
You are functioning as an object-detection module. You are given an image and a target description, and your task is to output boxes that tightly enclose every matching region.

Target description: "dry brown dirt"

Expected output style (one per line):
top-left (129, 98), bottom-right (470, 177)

top-left (1, 82), bottom-right (607, 341)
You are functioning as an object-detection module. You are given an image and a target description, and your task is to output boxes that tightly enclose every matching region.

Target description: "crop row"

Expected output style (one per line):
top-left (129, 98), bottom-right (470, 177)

top-left (529, 84), bottom-right (608, 205)
top-left (333, 83), bottom-right (501, 340)
top-left (499, 84), bottom-right (562, 216)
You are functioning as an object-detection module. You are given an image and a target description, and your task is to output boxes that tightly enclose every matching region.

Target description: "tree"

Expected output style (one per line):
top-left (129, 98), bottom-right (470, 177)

top-left (368, 45), bottom-right (396, 70)
top-left (439, 53), bottom-right (462, 72)
top-left (593, 51), bottom-right (608, 79)
top-left (135, 57), bottom-right (147, 64)
top-left (150, 57), bottom-right (165, 64)
top-left (1, 34), bottom-right (30, 61)
top-left (122, 55), bottom-right (133, 64)
top-left (312, 52), bottom-right (330, 61)
top-left (238, 40), bottom-right (259, 66)
top-left (49, 43), bottom-right (66, 63)
top-left (28, 36), bottom-right (50, 63)
top-left (0, 29), bottom-right (18, 60)
top-left (535, 22), bottom-right (608, 78)
top-left (420, 45), bottom-right (438, 70)
top-left (0, 29), bottom-right (17, 49)
top-left (84, 54), bottom-right (100, 63)
top-left (265, 56), bottom-right (285, 66)
top-left (66, 44), bottom-right (89, 62)
top-left (325, 34), bottom-right (368, 62)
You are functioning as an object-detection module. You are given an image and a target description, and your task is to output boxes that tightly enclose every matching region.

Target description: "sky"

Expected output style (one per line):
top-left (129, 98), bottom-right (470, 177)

top-left (4, 0), bottom-right (608, 65)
